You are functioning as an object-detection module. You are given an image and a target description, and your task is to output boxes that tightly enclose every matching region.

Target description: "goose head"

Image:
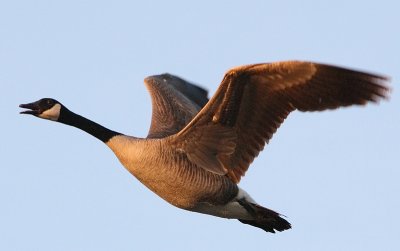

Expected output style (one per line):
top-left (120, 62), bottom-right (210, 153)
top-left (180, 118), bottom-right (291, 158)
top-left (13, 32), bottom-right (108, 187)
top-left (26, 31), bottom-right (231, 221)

top-left (20, 98), bottom-right (64, 121)
top-left (20, 98), bottom-right (120, 142)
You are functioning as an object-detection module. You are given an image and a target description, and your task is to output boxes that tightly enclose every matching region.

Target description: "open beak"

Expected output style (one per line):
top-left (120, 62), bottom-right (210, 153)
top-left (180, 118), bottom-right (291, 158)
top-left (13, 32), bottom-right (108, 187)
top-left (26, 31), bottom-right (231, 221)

top-left (19, 102), bottom-right (41, 115)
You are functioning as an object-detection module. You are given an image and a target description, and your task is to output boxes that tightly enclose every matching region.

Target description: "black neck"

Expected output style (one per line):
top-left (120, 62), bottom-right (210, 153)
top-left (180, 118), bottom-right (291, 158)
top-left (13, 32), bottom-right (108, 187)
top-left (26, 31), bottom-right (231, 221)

top-left (58, 107), bottom-right (121, 143)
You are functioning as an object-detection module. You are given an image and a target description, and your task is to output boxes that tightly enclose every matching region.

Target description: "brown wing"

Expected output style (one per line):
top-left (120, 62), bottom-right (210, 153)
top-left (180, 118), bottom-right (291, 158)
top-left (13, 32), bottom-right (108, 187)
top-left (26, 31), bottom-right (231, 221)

top-left (171, 61), bottom-right (390, 183)
top-left (145, 74), bottom-right (209, 138)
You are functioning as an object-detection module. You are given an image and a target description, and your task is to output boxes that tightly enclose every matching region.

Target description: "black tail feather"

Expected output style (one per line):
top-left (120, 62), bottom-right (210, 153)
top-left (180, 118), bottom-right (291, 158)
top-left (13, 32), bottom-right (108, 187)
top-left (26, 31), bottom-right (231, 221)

top-left (237, 199), bottom-right (291, 233)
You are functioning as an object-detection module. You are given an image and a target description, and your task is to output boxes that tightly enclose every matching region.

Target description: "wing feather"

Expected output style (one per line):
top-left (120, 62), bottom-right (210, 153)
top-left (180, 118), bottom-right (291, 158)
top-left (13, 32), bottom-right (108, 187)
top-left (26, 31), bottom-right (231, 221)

top-left (144, 74), bottom-right (208, 138)
top-left (171, 61), bottom-right (390, 183)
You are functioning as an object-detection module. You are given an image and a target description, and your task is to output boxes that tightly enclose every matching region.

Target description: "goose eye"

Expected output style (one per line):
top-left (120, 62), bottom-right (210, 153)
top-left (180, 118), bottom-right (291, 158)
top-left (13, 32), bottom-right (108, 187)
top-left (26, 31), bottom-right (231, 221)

top-left (47, 99), bottom-right (53, 105)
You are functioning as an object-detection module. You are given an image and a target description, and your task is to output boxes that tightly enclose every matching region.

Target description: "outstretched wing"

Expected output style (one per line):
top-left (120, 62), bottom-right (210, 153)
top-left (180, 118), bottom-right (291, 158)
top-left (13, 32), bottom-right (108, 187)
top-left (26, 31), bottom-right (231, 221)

top-left (171, 61), bottom-right (390, 183)
top-left (145, 73), bottom-right (208, 138)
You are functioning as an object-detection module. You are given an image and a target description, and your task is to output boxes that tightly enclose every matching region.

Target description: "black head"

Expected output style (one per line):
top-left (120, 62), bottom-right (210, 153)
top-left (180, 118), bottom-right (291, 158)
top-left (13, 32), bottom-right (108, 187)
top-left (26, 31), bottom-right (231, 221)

top-left (20, 98), bottom-right (63, 121)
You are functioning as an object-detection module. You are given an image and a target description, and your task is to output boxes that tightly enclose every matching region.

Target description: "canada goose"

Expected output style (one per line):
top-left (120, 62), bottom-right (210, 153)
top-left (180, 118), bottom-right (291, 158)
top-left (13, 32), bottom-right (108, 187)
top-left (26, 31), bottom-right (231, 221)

top-left (20, 61), bottom-right (390, 233)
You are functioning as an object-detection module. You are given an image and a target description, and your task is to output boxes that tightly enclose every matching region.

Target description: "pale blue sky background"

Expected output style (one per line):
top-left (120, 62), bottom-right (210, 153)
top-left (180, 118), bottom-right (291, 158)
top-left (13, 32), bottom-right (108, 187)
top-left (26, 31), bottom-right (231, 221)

top-left (1, 1), bottom-right (399, 250)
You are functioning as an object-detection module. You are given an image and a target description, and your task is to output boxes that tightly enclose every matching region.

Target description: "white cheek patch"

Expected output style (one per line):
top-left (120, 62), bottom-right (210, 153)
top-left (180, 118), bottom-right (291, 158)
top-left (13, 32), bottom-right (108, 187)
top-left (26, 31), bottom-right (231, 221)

top-left (39, 103), bottom-right (61, 121)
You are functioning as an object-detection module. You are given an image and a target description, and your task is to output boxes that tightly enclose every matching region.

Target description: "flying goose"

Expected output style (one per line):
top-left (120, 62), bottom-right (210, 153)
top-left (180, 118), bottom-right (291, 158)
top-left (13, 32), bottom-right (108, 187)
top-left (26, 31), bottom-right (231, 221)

top-left (20, 61), bottom-right (390, 233)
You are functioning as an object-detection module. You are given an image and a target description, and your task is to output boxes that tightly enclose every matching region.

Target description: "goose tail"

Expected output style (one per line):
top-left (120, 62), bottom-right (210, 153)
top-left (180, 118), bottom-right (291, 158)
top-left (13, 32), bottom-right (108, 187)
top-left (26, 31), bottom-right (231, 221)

top-left (237, 199), bottom-right (291, 233)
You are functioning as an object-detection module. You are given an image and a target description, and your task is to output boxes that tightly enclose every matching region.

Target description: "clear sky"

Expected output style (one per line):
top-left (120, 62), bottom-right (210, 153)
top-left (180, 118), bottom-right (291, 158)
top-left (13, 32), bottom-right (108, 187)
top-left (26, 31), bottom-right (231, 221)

top-left (1, 0), bottom-right (399, 250)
